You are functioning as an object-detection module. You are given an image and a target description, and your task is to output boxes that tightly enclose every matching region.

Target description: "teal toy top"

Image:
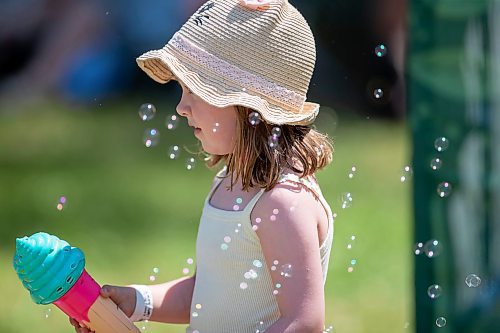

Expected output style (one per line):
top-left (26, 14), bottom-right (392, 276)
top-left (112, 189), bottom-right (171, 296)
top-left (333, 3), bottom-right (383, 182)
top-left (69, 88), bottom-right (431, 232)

top-left (13, 232), bottom-right (85, 305)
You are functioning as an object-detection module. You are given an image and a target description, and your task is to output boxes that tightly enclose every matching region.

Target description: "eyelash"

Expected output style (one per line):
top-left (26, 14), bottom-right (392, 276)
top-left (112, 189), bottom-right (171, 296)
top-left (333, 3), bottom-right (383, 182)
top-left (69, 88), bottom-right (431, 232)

top-left (180, 84), bottom-right (193, 94)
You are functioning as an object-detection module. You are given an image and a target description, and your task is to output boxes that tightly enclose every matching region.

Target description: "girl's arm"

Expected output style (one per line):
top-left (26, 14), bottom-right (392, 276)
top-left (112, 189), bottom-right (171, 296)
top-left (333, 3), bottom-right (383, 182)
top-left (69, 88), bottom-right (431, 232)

top-left (251, 183), bottom-right (326, 333)
top-left (148, 274), bottom-right (196, 324)
top-left (70, 275), bottom-right (196, 333)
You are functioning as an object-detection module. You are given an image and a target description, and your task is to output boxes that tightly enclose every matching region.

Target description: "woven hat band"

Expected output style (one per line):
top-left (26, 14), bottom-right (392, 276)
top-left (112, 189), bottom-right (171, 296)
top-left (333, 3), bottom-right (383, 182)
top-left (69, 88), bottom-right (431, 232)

top-left (168, 33), bottom-right (307, 111)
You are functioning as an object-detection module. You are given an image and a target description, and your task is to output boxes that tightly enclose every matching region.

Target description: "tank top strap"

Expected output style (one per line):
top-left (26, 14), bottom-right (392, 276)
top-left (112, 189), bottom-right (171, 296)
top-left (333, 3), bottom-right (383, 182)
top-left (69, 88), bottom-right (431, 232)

top-left (277, 173), bottom-right (324, 199)
top-left (204, 166), bottom-right (228, 205)
top-left (241, 188), bottom-right (267, 214)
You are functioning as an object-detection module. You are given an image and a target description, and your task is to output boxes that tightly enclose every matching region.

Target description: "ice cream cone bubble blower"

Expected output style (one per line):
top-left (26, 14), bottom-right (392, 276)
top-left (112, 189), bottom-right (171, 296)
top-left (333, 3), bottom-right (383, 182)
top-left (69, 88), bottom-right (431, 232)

top-left (13, 232), bottom-right (140, 333)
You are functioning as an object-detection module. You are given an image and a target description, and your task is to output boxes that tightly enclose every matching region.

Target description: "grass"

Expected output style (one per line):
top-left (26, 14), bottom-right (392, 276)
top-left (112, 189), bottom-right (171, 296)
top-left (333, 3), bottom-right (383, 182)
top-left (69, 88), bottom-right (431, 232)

top-left (0, 99), bottom-right (412, 333)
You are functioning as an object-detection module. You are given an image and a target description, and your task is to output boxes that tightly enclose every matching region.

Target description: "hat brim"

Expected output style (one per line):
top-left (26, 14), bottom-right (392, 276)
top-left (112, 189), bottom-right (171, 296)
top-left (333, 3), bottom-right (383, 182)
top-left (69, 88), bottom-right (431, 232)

top-left (136, 49), bottom-right (319, 126)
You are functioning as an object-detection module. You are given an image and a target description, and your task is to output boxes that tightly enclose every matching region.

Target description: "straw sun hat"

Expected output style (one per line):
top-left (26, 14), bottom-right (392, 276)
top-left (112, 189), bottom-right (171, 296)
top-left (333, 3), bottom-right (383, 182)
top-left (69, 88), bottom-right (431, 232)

top-left (136, 0), bottom-right (319, 126)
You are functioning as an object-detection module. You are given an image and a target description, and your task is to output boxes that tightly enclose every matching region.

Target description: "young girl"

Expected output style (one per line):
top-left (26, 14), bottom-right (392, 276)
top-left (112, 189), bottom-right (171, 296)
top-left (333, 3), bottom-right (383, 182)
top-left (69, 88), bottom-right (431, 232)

top-left (71, 0), bottom-right (334, 332)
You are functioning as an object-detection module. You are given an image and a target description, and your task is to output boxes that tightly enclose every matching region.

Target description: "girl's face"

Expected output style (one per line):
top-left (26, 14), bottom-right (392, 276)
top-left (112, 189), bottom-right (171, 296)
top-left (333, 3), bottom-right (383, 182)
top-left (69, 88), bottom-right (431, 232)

top-left (176, 82), bottom-right (238, 155)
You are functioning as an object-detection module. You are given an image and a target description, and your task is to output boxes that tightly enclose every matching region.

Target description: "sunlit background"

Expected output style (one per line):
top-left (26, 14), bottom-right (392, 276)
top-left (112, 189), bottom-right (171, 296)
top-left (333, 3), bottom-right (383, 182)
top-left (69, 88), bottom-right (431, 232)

top-left (1, 0), bottom-right (498, 332)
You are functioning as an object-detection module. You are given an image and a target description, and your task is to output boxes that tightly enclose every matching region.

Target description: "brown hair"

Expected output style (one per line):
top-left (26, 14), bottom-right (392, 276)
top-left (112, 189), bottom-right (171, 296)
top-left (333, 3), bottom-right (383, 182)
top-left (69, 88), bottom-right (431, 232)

top-left (201, 106), bottom-right (334, 191)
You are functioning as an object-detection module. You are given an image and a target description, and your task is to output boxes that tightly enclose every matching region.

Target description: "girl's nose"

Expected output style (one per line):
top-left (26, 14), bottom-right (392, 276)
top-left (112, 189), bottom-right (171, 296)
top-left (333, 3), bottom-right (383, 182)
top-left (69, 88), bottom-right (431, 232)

top-left (176, 97), bottom-right (190, 117)
top-left (176, 103), bottom-right (189, 117)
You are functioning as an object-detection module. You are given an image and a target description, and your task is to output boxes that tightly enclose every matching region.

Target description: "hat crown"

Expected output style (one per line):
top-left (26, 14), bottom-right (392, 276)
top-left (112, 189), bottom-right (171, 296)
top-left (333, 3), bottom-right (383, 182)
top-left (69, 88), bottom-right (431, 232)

top-left (174, 0), bottom-right (316, 103)
top-left (136, 0), bottom-right (320, 125)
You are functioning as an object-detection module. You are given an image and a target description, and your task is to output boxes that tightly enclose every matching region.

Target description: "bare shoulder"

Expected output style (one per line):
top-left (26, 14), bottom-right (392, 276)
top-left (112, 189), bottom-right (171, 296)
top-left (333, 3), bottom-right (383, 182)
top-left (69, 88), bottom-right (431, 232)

top-left (252, 181), bottom-right (320, 219)
top-left (250, 180), bottom-right (323, 245)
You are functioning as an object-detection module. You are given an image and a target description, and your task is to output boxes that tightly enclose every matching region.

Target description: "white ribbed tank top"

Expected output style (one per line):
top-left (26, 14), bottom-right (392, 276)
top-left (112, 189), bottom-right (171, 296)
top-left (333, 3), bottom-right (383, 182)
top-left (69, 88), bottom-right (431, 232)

top-left (186, 168), bottom-right (334, 333)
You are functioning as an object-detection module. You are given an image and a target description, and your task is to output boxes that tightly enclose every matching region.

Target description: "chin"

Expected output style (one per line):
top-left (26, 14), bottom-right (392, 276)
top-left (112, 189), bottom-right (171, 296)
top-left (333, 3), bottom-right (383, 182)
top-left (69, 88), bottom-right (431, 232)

top-left (203, 145), bottom-right (231, 156)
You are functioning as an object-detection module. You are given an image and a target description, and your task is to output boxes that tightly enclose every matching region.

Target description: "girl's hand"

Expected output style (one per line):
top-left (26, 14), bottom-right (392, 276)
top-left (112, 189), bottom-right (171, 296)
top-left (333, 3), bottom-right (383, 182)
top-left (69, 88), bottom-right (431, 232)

top-left (69, 317), bottom-right (92, 333)
top-left (99, 285), bottom-right (137, 318)
top-left (68, 285), bottom-right (137, 332)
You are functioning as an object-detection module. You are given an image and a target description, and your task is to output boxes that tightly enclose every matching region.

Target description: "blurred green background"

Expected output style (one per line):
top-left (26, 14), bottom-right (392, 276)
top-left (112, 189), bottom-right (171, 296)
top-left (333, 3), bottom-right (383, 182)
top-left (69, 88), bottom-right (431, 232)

top-left (0, 100), bottom-right (412, 333)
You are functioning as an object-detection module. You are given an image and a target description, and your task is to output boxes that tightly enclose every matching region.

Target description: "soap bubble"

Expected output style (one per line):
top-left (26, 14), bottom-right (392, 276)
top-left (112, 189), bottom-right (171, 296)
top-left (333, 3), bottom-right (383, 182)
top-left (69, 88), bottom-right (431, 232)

top-left (240, 282), bottom-right (248, 289)
top-left (424, 239), bottom-right (442, 258)
top-left (434, 137), bottom-right (449, 152)
top-left (140, 319), bottom-right (149, 331)
top-left (280, 264), bottom-right (293, 278)
top-left (139, 103), bottom-right (156, 121)
top-left (249, 112), bottom-right (261, 126)
top-left (244, 269), bottom-right (258, 280)
top-left (427, 284), bottom-right (442, 299)
top-left (315, 144), bottom-right (325, 157)
top-left (323, 325), bottom-right (334, 333)
top-left (435, 317), bottom-right (447, 327)
top-left (437, 182), bottom-right (452, 198)
top-left (168, 145), bottom-right (180, 159)
top-left (186, 157), bottom-right (196, 170)
top-left (44, 308), bottom-right (52, 319)
top-left (143, 128), bottom-right (160, 148)
top-left (253, 260), bottom-right (263, 268)
top-left (166, 114), bottom-right (179, 130)
top-left (375, 44), bottom-right (387, 57)
top-left (268, 135), bottom-right (279, 150)
top-left (414, 242), bottom-right (424, 255)
top-left (400, 166), bottom-right (413, 183)
top-left (149, 275), bottom-right (156, 282)
top-left (187, 258), bottom-right (194, 265)
top-left (271, 127), bottom-right (282, 137)
top-left (465, 274), bottom-right (481, 288)
top-left (348, 166), bottom-right (357, 179)
top-left (374, 89), bottom-right (384, 99)
top-left (430, 158), bottom-right (443, 171)
top-left (255, 321), bottom-right (265, 333)
top-left (153, 267), bottom-right (160, 274)
top-left (341, 192), bottom-right (353, 209)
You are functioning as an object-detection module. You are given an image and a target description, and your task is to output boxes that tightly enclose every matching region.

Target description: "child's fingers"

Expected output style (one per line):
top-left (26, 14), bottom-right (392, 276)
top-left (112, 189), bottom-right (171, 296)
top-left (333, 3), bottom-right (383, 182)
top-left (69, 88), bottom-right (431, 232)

top-left (100, 284), bottom-right (114, 298)
top-left (69, 317), bottom-right (94, 333)
top-left (69, 317), bottom-right (78, 327)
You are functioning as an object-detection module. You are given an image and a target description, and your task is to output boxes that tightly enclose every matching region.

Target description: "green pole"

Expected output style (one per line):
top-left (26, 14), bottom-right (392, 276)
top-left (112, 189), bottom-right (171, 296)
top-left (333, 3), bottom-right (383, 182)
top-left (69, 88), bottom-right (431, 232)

top-left (408, 0), bottom-right (500, 332)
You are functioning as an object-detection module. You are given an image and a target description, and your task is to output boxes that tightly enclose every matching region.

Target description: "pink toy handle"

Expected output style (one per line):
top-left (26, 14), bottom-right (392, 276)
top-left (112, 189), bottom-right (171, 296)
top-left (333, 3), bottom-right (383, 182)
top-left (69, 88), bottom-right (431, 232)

top-left (54, 269), bottom-right (100, 323)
